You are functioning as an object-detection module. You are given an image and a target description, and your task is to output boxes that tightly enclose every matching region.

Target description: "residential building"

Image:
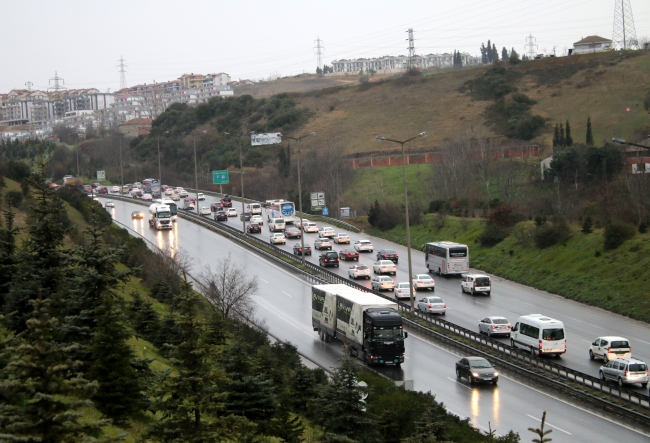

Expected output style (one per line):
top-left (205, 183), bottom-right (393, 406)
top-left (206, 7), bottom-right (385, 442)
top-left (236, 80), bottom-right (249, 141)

top-left (573, 36), bottom-right (613, 54)
top-left (118, 117), bottom-right (152, 138)
top-left (331, 53), bottom-right (481, 73)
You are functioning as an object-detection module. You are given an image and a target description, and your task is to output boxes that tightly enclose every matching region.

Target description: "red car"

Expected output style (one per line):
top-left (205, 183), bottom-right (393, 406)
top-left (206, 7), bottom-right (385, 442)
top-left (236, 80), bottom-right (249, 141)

top-left (338, 248), bottom-right (360, 261)
top-left (221, 195), bottom-right (232, 207)
top-left (97, 186), bottom-right (108, 194)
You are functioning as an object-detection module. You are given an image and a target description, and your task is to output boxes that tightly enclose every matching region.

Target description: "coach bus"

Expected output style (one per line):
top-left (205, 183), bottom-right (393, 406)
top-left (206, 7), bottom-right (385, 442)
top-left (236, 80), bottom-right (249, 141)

top-left (267, 200), bottom-right (296, 223)
top-left (424, 241), bottom-right (469, 275)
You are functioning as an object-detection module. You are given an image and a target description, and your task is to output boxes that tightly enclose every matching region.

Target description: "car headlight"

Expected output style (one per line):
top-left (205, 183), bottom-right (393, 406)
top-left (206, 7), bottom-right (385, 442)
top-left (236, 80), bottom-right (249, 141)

top-left (493, 372), bottom-right (498, 377)
top-left (472, 372), bottom-right (479, 378)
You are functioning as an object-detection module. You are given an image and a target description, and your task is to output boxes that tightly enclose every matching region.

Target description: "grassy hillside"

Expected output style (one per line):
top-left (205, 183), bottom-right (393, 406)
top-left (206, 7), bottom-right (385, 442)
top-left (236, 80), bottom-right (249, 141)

top-left (292, 51), bottom-right (650, 155)
top-left (366, 214), bottom-right (650, 323)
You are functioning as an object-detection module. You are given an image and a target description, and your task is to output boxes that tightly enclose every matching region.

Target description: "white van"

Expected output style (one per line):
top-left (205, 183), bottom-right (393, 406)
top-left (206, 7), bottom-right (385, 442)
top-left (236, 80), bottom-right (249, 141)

top-left (269, 218), bottom-right (286, 232)
top-left (461, 274), bottom-right (491, 295)
top-left (247, 203), bottom-right (262, 215)
top-left (511, 314), bottom-right (566, 357)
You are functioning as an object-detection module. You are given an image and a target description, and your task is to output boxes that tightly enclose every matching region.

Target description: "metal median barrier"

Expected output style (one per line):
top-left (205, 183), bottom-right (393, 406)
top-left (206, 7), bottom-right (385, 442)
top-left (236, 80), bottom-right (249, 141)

top-left (107, 194), bottom-right (650, 423)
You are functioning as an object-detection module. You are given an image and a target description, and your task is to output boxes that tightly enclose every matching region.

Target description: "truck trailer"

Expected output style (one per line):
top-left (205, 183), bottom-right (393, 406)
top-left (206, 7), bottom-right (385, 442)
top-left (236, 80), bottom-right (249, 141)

top-left (148, 203), bottom-right (172, 230)
top-left (312, 284), bottom-right (407, 366)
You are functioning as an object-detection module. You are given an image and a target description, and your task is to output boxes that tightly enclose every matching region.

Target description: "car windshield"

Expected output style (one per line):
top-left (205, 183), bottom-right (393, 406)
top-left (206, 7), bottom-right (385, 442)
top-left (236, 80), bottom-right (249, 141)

top-left (610, 341), bottom-right (629, 348)
top-left (416, 275), bottom-right (430, 279)
top-left (468, 359), bottom-right (492, 369)
top-left (430, 297), bottom-right (443, 303)
top-left (383, 249), bottom-right (397, 254)
top-left (476, 277), bottom-right (490, 286)
top-left (629, 363), bottom-right (647, 372)
top-left (380, 277), bottom-right (391, 281)
top-left (449, 247), bottom-right (468, 258)
top-left (493, 318), bottom-right (509, 325)
top-left (542, 328), bottom-right (565, 340)
top-left (398, 283), bottom-right (410, 288)
top-left (371, 328), bottom-right (405, 341)
top-left (356, 265), bottom-right (368, 270)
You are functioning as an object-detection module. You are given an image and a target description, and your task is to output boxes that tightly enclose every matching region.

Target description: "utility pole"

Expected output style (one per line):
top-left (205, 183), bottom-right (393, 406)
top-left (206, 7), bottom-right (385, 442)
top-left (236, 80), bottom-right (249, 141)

top-left (314, 37), bottom-right (325, 72)
top-left (407, 28), bottom-right (416, 71)
top-left (525, 33), bottom-right (538, 59)
top-left (48, 71), bottom-right (66, 118)
top-left (117, 56), bottom-right (128, 90)
top-left (119, 137), bottom-right (124, 193)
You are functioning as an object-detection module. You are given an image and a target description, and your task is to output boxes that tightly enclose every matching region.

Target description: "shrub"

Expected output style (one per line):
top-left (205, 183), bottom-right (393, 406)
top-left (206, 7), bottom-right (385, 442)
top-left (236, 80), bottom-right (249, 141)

top-left (488, 204), bottom-right (522, 227)
top-left (478, 223), bottom-right (510, 247)
top-left (639, 221), bottom-right (647, 234)
top-left (603, 222), bottom-right (636, 250)
top-left (428, 199), bottom-right (446, 213)
top-left (367, 200), bottom-right (401, 231)
top-left (581, 216), bottom-right (593, 234)
top-left (534, 219), bottom-right (572, 249)
top-left (5, 190), bottom-right (23, 208)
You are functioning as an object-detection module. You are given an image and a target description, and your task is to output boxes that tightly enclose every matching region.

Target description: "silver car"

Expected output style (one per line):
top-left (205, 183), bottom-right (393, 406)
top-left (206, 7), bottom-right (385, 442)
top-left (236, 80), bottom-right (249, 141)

top-left (348, 264), bottom-right (371, 280)
top-left (478, 317), bottom-right (512, 337)
top-left (394, 282), bottom-right (416, 300)
top-left (371, 276), bottom-right (394, 292)
top-left (314, 237), bottom-right (332, 250)
top-left (412, 274), bottom-right (435, 291)
top-left (333, 233), bottom-right (350, 244)
top-left (416, 296), bottom-right (446, 315)
top-left (373, 260), bottom-right (397, 275)
top-left (599, 358), bottom-right (648, 387)
top-left (270, 233), bottom-right (286, 245)
top-left (354, 240), bottom-right (373, 252)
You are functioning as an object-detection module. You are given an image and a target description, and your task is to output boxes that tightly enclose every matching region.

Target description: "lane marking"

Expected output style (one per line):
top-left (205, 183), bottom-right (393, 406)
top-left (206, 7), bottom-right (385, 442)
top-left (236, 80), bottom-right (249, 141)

top-left (526, 414), bottom-right (572, 435)
top-left (282, 291), bottom-right (293, 298)
top-left (446, 377), bottom-right (471, 389)
top-left (409, 332), bottom-right (650, 437)
top-left (259, 278), bottom-right (269, 283)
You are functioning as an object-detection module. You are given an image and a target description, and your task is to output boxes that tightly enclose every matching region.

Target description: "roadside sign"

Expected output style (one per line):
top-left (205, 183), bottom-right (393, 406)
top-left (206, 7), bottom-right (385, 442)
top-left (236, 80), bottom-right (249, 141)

top-left (251, 133), bottom-right (282, 146)
top-left (212, 170), bottom-right (229, 185)
top-left (310, 191), bottom-right (326, 211)
top-left (97, 170), bottom-right (105, 180)
top-left (322, 207), bottom-right (329, 216)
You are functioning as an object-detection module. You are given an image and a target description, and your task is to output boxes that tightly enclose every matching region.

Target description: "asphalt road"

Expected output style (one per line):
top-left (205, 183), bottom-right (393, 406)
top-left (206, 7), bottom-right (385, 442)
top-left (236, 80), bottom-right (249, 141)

top-left (101, 196), bottom-right (650, 442)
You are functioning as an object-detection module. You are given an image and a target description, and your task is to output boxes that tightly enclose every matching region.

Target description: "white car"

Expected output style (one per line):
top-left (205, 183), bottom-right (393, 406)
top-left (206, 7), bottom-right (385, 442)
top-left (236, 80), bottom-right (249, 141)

top-left (348, 264), bottom-right (371, 280)
top-left (416, 296), bottom-right (446, 315)
top-left (197, 193), bottom-right (205, 201)
top-left (303, 222), bottom-right (319, 233)
top-left (394, 282), bottom-right (416, 300)
top-left (314, 237), bottom-right (332, 250)
top-left (199, 206), bottom-right (211, 216)
top-left (250, 215), bottom-right (264, 225)
top-left (296, 218), bottom-right (310, 229)
top-left (165, 188), bottom-right (174, 196)
top-left (142, 194), bottom-right (153, 201)
top-left (478, 317), bottom-right (512, 337)
top-left (104, 201), bottom-right (115, 208)
top-left (371, 276), bottom-right (394, 292)
top-left (333, 233), bottom-right (350, 244)
top-left (226, 208), bottom-right (238, 217)
top-left (318, 227), bottom-right (336, 238)
top-left (354, 240), bottom-right (373, 252)
top-left (111, 186), bottom-right (120, 193)
top-left (461, 274), bottom-right (492, 295)
top-left (179, 190), bottom-right (189, 198)
top-left (589, 336), bottom-right (632, 362)
top-left (373, 260), bottom-right (397, 275)
top-left (270, 233), bottom-right (286, 245)
top-left (175, 187), bottom-right (183, 193)
top-left (412, 274), bottom-right (435, 291)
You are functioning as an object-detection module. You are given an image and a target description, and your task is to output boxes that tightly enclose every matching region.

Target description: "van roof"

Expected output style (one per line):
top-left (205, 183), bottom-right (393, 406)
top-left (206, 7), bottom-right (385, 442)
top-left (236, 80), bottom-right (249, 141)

top-left (519, 314), bottom-right (564, 325)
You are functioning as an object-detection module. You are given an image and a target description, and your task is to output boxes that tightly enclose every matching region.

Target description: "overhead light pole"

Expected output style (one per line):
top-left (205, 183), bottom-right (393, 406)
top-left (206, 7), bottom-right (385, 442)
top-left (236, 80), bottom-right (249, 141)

top-left (376, 132), bottom-right (428, 312)
top-left (194, 131), bottom-right (206, 214)
top-left (283, 132), bottom-right (316, 266)
top-left (612, 137), bottom-right (650, 150)
top-left (223, 131), bottom-right (254, 234)
top-left (157, 130), bottom-right (169, 186)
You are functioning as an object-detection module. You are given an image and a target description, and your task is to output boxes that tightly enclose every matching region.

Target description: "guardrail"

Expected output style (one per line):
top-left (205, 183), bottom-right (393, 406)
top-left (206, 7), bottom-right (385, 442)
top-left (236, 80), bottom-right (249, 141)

top-left (106, 194), bottom-right (650, 421)
top-left (184, 187), bottom-right (361, 233)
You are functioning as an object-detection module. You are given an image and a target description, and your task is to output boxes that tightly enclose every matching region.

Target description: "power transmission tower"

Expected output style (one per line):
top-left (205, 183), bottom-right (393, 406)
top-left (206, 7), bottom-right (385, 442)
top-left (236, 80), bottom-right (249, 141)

top-left (407, 28), bottom-right (416, 71)
top-left (525, 33), bottom-right (538, 59)
top-left (25, 81), bottom-right (33, 91)
top-left (612, 0), bottom-right (638, 50)
top-left (314, 37), bottom-right (324, 72)
top-left (48, 71), bottom-right (67, 118)
top-left (117, 56), bottom-right (128, 90)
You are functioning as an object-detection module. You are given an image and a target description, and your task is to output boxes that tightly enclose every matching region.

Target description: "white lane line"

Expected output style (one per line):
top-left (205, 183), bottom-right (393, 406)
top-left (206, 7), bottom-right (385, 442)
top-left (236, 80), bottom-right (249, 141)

top-left (409, 332), bottom-right (650, 438)
top-left (446, 377), bottom-right (471, 389)
top-left (581, 339), bottom-right (592, 344)
top-left (474, 301), bottom-right (484, 305)
top-left (259, 278), bottom-right (269, 283)
top-left (526, 414), bottom-right (572, 435)
top-left (282, 291), bottom-right (293, 298)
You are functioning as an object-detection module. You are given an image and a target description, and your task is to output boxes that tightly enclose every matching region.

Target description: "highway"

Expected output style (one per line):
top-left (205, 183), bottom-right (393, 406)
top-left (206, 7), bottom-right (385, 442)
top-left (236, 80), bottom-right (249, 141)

top-left (101, 196), bottom-right (650, 442)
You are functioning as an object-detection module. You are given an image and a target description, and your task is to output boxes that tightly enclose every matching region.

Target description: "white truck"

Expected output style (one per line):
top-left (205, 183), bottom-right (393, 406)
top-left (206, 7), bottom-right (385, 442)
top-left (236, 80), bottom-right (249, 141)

top-left (312, 284), bottom-right (407, 366)
top-left (148, 203), bottom-right (172, 230)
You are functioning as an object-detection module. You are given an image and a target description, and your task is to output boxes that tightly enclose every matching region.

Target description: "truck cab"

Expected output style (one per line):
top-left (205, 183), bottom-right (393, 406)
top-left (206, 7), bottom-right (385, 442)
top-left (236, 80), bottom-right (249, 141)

top-left (148, 204), bottom-right (172, 230)
top-left (362, 308), bottom-right (407, 366)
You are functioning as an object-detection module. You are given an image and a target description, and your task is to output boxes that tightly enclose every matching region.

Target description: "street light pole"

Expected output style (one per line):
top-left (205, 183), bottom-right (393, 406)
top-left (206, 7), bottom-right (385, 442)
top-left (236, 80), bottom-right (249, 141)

top-left (157, 137), bottom-right (162, 185)
top-left (612, 137), bottom-right (650, 150)
top-left (283, 132), bottom-right (316, 267)
top-left (223, 132), bottom-right (249, 234)
top-left (193, 131), bottom-right (206, 215)
top-left (119, 137), bottom-right (123, 193)
top-left (376, 132), bottom-right (427, 312)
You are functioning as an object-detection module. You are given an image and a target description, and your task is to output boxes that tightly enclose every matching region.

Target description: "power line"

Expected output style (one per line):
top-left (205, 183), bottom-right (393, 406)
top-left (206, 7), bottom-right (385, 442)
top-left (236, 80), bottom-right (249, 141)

top-left (612, 0), bottom-right (638, 49)
top-left (117, 56), bottom-right (128, 90)
top-left (314, 37), bottom-right (324, 71)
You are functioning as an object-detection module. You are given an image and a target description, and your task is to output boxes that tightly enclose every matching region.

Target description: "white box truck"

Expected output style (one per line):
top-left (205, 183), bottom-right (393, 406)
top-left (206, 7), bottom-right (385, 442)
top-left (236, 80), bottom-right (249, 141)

top-left (148, 203), bottom-right (172, 230)
top-left (312, 284), bottom-right (407, 366)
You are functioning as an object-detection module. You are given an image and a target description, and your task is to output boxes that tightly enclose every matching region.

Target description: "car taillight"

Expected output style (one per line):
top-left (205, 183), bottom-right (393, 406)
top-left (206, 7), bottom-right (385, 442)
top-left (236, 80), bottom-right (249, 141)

top-left (625, 370), bottom-right (629, 376)
top-left (607, 347), bottom-right (611, 353)
top-left (491, 325), bottom-right (498, 329)
top-left (473, 281), bottom-right (477, 287)
top-left (395, 254), bottom-right (399, 257)
top-left (417, 280), bottom-right (422, 283)
top-left (428, 303), bottom-right (432, 308)
top-left (443, 304), bottom-right (446, 308)
top-left (539, 340), bottom-right (543, 349)
top-left (508, 325), bottom-right (512, 329)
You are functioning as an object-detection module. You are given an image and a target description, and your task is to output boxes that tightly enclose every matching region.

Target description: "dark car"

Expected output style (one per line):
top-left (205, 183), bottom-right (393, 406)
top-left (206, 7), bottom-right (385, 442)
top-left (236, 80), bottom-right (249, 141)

top-left (97, 186), bottom-right (108, 195)
top-left (131, 211), bottom-right (144, 219)
top-left (319, 251), bottom-right (340, 267)
top-left (339, 248), bottom-right (360, 261)
top-left (285, 226), bottom-right (302, 239)
top-left (214, 211), bottom-right (228, 221)
top-left (293, 243), bottom-right (312, 256)
top-left (247, 222), bottom-right (262, 233)
top-left (211, 202), bottom-right (223, 212)
top-left (377, 249), bottom-right (399, 263)
top-left (240, 212), bottom-right (252, 221)
top-left (221, 195), bottom-right (232, 207)
top-left (455, 357), bottom-right (498, 385)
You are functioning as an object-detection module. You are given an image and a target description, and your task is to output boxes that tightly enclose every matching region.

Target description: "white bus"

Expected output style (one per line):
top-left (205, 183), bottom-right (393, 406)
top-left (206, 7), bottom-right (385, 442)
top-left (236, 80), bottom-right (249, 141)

top-left (424, 241), bottom-right (469, 275)
top-left (267, 201), bottom-right (296, 223)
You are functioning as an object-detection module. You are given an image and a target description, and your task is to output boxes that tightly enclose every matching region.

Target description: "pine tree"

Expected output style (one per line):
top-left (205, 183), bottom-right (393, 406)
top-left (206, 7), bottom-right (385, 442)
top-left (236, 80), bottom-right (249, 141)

top-left (582, 216), bottom-right (593, 234)
top-left (586, 115), bottom-right (594, 146)
top-left (565, 119), bottom-right (573, 146)
top-left (480, 43), bottom-right (488, 64)
top-left (270, 408), bottom-right (304, 443)
top-left (501, 47), bottom-right (509, 62)
top-left (553, 124), bottom-right (560, 149)
top-left (0, 210), bottom-right (19, 308)
top-left (400, 396), bottom-right (450, 443)
top-left (153, 314), bottom-right (182, 353)
top-left (223, 374), bottom-right (278, 433)
top-left (150, 279), bottom-right (175, 303)
top-left (492, 43), bottom-right (499, 61)
top-left (487, 40), bottom-right (493, 63)
top-left (0, 292), bottom-right (109, 442)
top-left (3, 161), bottom-right (71, 332)
top-left (291, 365), bottom-right (323, 414)
top-left (128, 292), bottom-right (161, 342)
top-left (559, 123), bottom-right (566, 147)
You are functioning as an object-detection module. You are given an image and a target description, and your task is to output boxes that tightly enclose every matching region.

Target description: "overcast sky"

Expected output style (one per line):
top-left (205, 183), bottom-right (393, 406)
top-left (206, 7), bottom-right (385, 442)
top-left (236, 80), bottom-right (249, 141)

top-left (3, 0), bottom-right (650, 93)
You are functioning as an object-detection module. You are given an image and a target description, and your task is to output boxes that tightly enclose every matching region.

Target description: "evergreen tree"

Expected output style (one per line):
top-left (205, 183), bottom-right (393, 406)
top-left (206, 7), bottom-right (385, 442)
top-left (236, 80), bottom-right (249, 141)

top-left (510, 48), bottom-right (519, 59)
top-left (367, 200), bottom-right (380, 227)
top-left (316, 66), bottom-right (323, 75)
top-left (400, 397), bottom-right (450, 443)
top-left (291, 365), bottom-right (323, 414)
top-left (559, 123), bottom-right (566, 147)
top-left (146, 280), bottom-right (228, 442)
top-left (492, 43), bottom-right (499, 61)
top-left (314, 359), bottom-right (381, 443)
top-left (586, 115), bottom-right (594, 146)
top-left (480, 43), bottom-right (488, 64)
top-left (270, 408), bottom-right (304, 443)
top-left (3, 161), bottom-right (71, 332)
top-left (223, 374), bottom-right (278, 432)
top-left (154, 314), bottom-right (182, 353)
top-left (486, 40), bottom-right (493, 63)
top-left (0, 210), bottom-right (19, 307)
top-left (0, 292), bottom-right (109, 442)
top-left (150, 279), bottom-right (175, 304)
top-left (553, 125), bottom-right (560, 149)
top-left (582, 216), bottom-right (594, 234)
top-left (277, 144), bottom-right (291, 178)
top-left (565, 119), bottom-right (573, 146)
top-left (501, 47), bottom-right (509, 62)
top-left (128, 291), bottom-right (161, 342)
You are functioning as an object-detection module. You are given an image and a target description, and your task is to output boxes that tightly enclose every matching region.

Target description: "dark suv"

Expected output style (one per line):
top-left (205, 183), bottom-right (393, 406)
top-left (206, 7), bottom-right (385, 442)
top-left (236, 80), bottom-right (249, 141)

top-left (319, 251), bottom-right (340, 268)
top-left (377, 249), bottom-right (399, 263)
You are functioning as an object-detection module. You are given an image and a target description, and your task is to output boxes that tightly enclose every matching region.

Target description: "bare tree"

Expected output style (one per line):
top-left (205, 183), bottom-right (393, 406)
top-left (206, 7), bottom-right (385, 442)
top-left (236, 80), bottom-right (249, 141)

top-left (198, 253), bottom-right (259, 320)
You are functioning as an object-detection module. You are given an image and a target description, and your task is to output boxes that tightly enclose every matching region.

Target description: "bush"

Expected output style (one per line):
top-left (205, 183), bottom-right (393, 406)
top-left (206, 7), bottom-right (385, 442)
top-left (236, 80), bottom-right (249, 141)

top-left (5, 190), bottom-right (23, 208)
top-left (488, 204), bottom-right (522, 227)
top-left (534, 219), bottom-right (572, 249)
top-left (428, 199), bottom-right (446, 213)
top-left (581, 216), bottom-right (593, 234)
top-left (367, 200), bottom-right (401, 231)
top-left (478, 223), bottom-right (510, 247)
top-left (603, 222), bottom-right (636, 250)
top-left (639, 221), bottom-right (647, 234)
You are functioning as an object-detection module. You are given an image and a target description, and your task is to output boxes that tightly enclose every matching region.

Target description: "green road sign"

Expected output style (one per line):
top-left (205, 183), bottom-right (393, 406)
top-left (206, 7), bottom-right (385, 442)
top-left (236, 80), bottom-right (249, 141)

top-left (212, 170), bottom-right (229, 185)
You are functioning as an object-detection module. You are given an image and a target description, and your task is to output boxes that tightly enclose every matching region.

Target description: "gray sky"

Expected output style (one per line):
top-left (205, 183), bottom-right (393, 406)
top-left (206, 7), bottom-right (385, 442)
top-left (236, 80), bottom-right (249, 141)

top-left (3, 0), bottom-right (650, 93)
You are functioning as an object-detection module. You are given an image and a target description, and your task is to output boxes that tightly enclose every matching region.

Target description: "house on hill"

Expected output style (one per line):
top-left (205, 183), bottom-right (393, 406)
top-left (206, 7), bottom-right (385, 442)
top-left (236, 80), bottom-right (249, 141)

top-left (118, 117), bottom-right (152, 138)
top-left (572, 36), bottom-right (612, 54)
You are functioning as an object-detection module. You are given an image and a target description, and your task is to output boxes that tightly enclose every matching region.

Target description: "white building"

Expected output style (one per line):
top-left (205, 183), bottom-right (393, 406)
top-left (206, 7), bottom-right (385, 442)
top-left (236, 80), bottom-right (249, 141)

top-left (331, 53), bottom-right (481, 73)
top-left (573, 35), bottom-right (613, 54)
